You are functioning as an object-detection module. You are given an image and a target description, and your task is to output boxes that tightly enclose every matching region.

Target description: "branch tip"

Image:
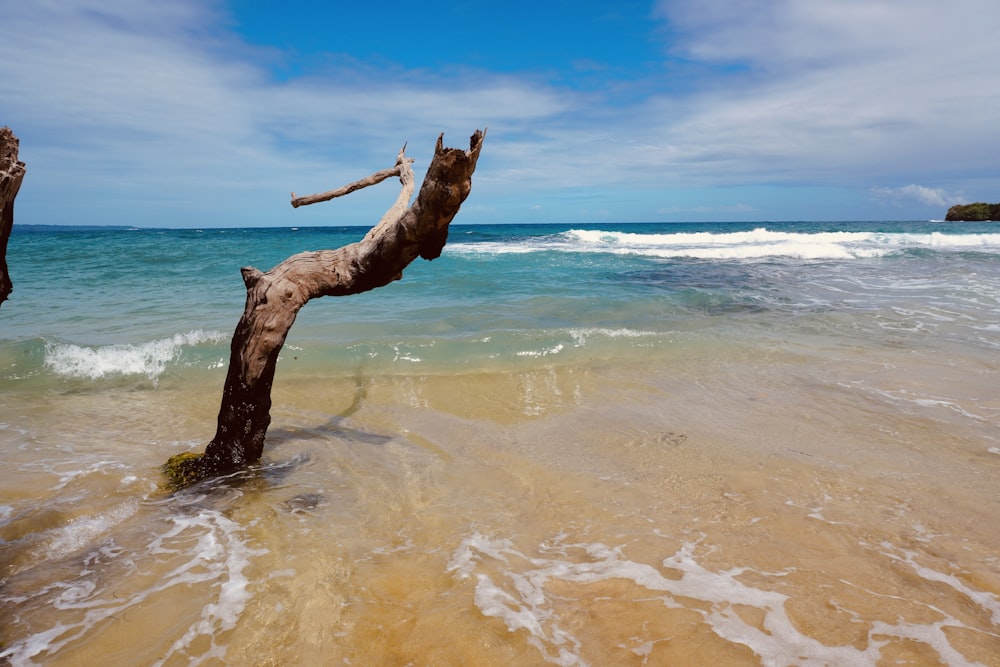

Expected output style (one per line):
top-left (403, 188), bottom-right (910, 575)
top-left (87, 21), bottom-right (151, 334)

top-left (241, 266), bottom-right (264, 288)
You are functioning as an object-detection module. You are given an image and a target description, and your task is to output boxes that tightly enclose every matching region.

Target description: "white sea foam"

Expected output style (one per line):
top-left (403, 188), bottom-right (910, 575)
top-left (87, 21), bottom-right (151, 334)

top-left (883, 546), bottom-right (1000, 626)
top-left (447, 241), bottom-right (550, 255)
top-left (151, 510), bottom-right (263, 667)
top-left (0, 508), bottom-right (263, 667)
top-left (566, 327), bottom-right (654, 346)
top-left (507, 329), bottom-right (659, 363)
top-left (564, 228), bottom-right (885, 260)
top-left (448, 533), bottom-right (991, 667)
top-left (36, 502), bottom-right (138, 565)
top-left (447, 228), bottom-right (1000, 261)
top-left (844, 381), bottom-right (996, 424)
top-left (43, 330), bottom-right (226, 382)
top-left (390, 343), bottom-right (423, 363)
top-left (516, 343), bottom-right (565, 358)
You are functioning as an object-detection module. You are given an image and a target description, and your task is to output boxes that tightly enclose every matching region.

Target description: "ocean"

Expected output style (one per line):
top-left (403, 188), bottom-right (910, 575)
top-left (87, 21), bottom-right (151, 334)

top-left (1, 221), bottom-right (999, 666)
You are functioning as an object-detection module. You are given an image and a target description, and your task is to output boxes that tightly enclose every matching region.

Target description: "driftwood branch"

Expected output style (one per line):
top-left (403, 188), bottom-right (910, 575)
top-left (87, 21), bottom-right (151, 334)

top-left (289, 144), bottom-right (413, 209)
top-left (1, 127), bottom-right (27, 308)
top-left (164, 130), bottom-right (485, 487)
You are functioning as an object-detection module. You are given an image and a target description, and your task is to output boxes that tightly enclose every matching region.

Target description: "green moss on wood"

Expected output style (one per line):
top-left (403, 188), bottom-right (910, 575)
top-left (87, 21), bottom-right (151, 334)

top-left (162, 451), bottom-right (210, 490)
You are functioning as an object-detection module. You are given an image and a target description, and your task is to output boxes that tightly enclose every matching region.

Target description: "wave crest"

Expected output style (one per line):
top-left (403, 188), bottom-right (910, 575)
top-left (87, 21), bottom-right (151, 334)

top-left (448, 227), bottom-right (1000, 261)
top-left (43, 330), bottom-right (226, 382)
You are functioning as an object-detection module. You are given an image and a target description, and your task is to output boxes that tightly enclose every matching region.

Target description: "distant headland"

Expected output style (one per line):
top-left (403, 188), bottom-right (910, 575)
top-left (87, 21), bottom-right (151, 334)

top-left (945, 202), bottom-right (1000, 221)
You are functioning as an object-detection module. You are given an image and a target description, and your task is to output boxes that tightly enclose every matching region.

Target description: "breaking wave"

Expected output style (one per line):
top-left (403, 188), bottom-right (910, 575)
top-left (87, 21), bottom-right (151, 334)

top-left (42, 330), bottom-right (227, 383)
top-left (447, 228), bottom-right (1000, 261)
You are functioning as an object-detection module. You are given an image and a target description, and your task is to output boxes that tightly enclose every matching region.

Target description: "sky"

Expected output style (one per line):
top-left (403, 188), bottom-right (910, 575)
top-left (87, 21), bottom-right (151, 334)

top-left (1, 0), bottom-right (998, 228)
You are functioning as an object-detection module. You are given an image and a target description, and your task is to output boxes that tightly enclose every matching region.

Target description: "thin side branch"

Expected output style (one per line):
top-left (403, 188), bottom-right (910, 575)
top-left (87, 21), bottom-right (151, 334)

top-left (290, 144), bottom-right (413, 208)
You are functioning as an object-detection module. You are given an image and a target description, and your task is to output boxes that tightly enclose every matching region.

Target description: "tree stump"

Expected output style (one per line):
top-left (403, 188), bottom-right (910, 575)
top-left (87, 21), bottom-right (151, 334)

top-left (1, 127), bottom-right (27, 308)
top-left (164, 130), bottom-right (485, 488)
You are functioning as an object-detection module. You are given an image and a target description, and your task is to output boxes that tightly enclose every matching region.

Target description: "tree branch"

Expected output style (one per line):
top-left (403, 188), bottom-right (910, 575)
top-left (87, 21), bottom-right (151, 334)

top-left (1, 126), bottom-right (27, 308)
top-left (164, 130), bottom-right (485, 488)
top-left (289, 144), bottom-right (413, 209)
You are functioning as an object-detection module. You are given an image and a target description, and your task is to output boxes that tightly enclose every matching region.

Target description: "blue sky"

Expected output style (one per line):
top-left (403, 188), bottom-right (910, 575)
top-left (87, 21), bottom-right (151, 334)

top-left (1, 0), bottom-right (998, 228)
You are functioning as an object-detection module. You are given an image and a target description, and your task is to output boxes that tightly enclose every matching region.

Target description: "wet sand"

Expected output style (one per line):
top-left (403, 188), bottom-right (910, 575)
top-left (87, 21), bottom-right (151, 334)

top-left (3, 345), bottom-right (999, 665)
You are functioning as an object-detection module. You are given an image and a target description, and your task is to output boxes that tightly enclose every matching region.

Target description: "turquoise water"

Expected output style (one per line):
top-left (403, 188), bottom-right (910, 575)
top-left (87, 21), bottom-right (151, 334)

top-left (6, 220), bottom-right (1000, 382)
top-left (2, 221), bottom-right (1000, 665)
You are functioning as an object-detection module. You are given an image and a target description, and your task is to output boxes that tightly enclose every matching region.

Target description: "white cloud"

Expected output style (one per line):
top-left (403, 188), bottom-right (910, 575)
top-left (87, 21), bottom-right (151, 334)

top-left (647, 0), bottom-right (1000, 185)
top-left (871, 185), bottom-right (953, 208)
top-left (657, 0), bottom-right (998, 75)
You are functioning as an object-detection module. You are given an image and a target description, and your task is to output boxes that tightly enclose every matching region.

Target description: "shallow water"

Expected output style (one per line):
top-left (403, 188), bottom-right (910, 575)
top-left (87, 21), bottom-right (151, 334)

top-left (2, 222), bottom-right (1000, 665)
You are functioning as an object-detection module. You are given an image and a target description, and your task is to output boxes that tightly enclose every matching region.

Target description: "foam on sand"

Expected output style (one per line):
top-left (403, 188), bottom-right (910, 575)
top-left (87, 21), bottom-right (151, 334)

top-left (448, 533), bottom-right (994, 667)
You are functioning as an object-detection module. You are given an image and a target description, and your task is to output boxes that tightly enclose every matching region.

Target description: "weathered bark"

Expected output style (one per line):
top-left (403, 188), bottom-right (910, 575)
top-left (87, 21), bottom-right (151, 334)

top-left (164, 130), bottom-right (485, 487)
top-left (1, 127), bottom-right (27, 308)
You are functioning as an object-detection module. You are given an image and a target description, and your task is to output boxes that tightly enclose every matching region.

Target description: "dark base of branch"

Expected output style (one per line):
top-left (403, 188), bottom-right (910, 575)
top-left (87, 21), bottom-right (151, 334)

top-left (161, 450), bottom-right (241, 490)
top-left (163, 433), bottom-right (265, 489)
